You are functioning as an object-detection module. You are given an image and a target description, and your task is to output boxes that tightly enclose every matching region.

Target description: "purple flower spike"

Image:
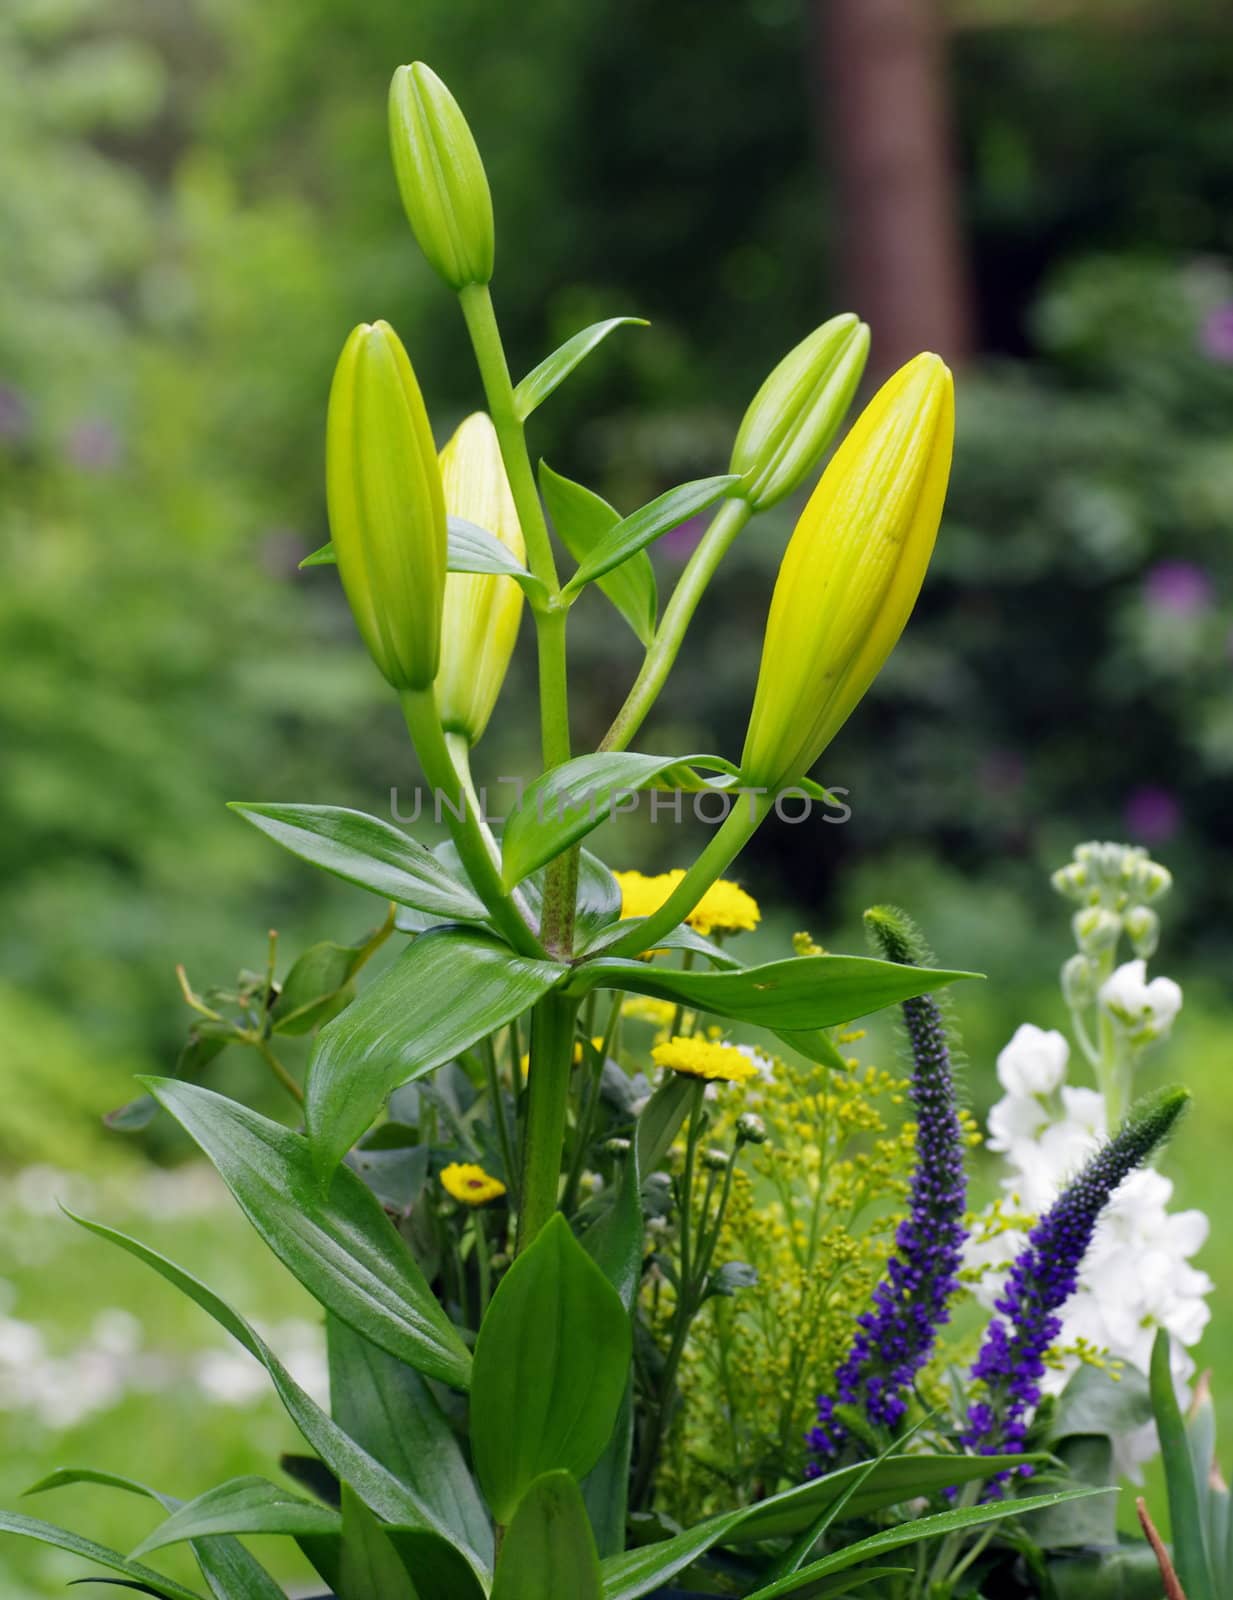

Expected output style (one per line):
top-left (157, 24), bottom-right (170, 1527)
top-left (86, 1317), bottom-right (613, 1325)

top-left (807, 907), bottom-right (969, 1469)
top-left (960, 1086), bottom-right (1190, 1483)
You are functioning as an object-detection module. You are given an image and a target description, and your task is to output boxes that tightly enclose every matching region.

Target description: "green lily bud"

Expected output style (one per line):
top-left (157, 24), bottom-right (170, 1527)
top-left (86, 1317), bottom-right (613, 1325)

top-left (740, 353), bottom-right (954, 789)
top-left (325, 320), bottom-right (446, 691)
top-left (436, 413), bottom-right (525, 744)
top-left (388, 63), bottom-right (494, 291)
top-left (729, 314), bottom-right (871, 511)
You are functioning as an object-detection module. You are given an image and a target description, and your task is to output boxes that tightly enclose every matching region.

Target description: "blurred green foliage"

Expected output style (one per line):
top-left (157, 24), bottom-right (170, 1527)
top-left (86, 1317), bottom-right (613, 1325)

top-left (2, 0), bottom-right (1232, 1139)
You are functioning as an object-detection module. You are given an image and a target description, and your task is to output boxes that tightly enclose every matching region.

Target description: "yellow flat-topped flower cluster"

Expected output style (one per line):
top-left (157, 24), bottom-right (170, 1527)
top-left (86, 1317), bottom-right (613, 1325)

top-left (652, 1035), bottom-right (760, 1084)
top-left (614, 870), bottom-right (761, 938)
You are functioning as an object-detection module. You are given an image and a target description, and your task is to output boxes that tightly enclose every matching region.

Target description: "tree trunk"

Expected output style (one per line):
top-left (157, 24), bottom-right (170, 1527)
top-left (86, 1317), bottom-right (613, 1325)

top-left (811, 0), bottom-right (973, 375)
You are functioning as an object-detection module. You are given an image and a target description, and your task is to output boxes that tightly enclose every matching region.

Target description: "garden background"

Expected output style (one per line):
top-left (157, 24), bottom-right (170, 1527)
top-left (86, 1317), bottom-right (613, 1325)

top-left (2, 0), bottom-right (1231, 1593)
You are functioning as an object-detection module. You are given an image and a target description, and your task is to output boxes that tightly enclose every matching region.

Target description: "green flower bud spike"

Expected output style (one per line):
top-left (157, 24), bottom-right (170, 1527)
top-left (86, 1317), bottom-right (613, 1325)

top-left (436, 413), bottom-right (525, 746)
top-left (729, 313), bottom-right (871, 512)
top-left (325, 320), bottom-right (447, 691)
top-left (389, 62), bottom-right (495, 291)
top-left (741, 352), bottom-right (955, 790)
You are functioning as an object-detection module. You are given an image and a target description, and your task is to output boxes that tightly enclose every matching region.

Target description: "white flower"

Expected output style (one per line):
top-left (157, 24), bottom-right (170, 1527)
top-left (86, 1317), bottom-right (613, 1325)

top-left (1099, 959), bottom-right (1183, 1042)
top-left (986, 1092), bottom-right (1051, 1157)
top-left (996, 1023), bottom-right (1070, 1097)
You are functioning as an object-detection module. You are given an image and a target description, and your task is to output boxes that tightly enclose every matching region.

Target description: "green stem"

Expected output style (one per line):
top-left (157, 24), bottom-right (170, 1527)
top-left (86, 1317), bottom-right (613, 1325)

top-left (561, 992), bottom-right (623, 1214)
top-left (516, 991), bottom-right (582, 1253)
top-left (474, 1212), bottom-right (493, 1320)
top-left (253, 1039), bottom-right (304, 1106)
top-left (633, 1079), bottom-right (705, 1509)
top-left (482, 1033), bottom-right (519, 1208)
top-left (603, 792), bottom-right (774, 960)
top-left (401, 688), bottom-right (546, 959)
top-left (601, 495), bottom-right (753, 753)
top-left (458, 281), bottom-right (578, 956)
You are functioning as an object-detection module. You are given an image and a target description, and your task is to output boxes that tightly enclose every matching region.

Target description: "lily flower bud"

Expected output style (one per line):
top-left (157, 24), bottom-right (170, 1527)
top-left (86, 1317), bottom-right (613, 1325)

top-left (325, 320), bottom-right (447, 691)
top-left (740, 353), bottom-right (954, 789)
top-left (388, 63), bottom-right (494, 291)
top-left (436, 413), bottom-right (525, 744)
top-left (729, 314), bottom-right (871, 511)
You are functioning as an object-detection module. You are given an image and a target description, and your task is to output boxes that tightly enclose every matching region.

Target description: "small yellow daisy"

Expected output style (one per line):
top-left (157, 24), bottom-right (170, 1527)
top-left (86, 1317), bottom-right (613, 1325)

top-left (440, 1163), bottom-right (506, 1205)
top-left (651, 1035), bottom-right (760, 1085)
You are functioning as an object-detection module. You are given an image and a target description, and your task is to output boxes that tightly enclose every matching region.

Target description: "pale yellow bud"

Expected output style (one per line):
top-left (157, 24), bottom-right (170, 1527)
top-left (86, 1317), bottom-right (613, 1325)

top-left (435, 413), bottom-right (525, 744)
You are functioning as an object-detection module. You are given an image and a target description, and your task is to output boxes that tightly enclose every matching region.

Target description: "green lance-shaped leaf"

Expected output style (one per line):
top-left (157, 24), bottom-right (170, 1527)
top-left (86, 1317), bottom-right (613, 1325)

top-left (539, 461), bottom-right (657, 645)
top-left (230, 802), bottom-right (489, 923)
top-left (62, 1208), bottom-right (490, 1575)
top-left (739, 1488), bottom-right (1114, 1598)
top-left (470, 1214), bottom-right (632, 1524)
top-left (0, 1512), bottom-right (204, 1600)
top-left (572, 951), bottom-right (981, 1030)
top-left (327, 1316), bottom-right (492, 1567)
top-left (336, 1486), bottom-right (419, 1600)
top-left (145, 1078), bottom-right (471, 1390)
top-left (130, 1478), bottom-right (339, 1559)
top-left (1153, 1326), bottom-right (1216, 1600)
top-left (598, 1451), bottom-right (1047, 1600)
top-left (272, 937), bottom-right (364, 1036)
top-left (561, 474), bottom-right (741, 594)
top-left (514, 317), bottom-right (648, 420)
top-left (491, 1472), bottom-right (603, 1600)
top-left (447, 514), bottom-right (547, 600)
top-left (306, 927), bottom-right (566, 1175)
top-left (501, 751), bottom-right (731, 887)
top-left (25, 1468), bottom-right (288, 1600)
top-left (300, 539), bottom-right (336, 567)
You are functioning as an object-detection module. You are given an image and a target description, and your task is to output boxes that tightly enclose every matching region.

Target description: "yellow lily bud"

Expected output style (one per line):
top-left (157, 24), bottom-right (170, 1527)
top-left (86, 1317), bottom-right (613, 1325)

top-left (740, 352), bottom-right (954, 788)
top-left (388, 63), bottom-right (494, 291)
top-left (325, 320), bottom-right (446, 691)
top-left (729, 314), bottom-right (871, 511)
top-left (436, 413), bottom-right (526, 744)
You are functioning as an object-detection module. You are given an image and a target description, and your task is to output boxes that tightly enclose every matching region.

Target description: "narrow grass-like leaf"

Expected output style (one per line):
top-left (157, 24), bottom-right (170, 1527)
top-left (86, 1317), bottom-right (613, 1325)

top-left (300, 541), bottom-right (335, 567)
top-left (230, 803), bottom-right (488, 922)
top-left (305, 927), bottom-right (566, 1175)
top-left (0, 1513), bottom-right (203, 1600)
top-left (514, 318), bottom-right (648, 420)
top-left (61, 1208), bottom-right (488, 1580)
top-left (743, 1490), bottom-right (1115, 1597)
top-left (131, 1478), bottom-right (338, 1558)
top-left (144, 1079), bottom-right (471, 1390)
top-left (327, 1316), bottom-right (492, 1567)
top-left (1152, 1326), bottom-right (1215, 1600)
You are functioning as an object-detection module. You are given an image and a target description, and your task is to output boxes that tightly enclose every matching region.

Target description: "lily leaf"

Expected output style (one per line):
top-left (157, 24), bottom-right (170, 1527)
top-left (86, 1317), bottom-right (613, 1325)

top-left (230, 803), bottom-right (488, 922)
top-left (131, 1478), bottom-right (338, 1558)
top-left (145, 1078), bottom-right (472, 1391)
top-left (490, 1473), bottom-right (602, 1600)
top-left (514, 317), bottom-right (648, 420)
top-left (562, 475), bottom-right (740, 594)
top-left (539, 462), bottom-right (657, 645)
top-left (471, 1214), bottom-right (631, 1524)
top-left (0, 1512), bottom-right (203, 1600)
top-left (447, 516), bottom-right (547, 601)
top-left (572, 952), bottom-right (981, 1030)
top-left (305, 927), bottom-right (566, 1176)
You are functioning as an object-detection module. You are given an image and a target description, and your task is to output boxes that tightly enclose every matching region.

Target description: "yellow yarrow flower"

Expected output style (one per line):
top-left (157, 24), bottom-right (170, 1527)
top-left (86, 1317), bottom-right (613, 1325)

top-left (652, 1036), bottom-right (759, 1085)
top-left (520, 1036), bottom-right (605, 1076)
top-left (614, 870), bottom-right (760, 937)
top-left (621, 996), bottom-right (678, 1029)
top-left (440, 1163), bottom-right (506, 1205)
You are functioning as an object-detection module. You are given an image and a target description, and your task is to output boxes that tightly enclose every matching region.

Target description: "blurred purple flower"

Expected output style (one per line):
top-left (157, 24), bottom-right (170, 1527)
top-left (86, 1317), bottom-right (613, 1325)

top-left (659, 512), bottom-right (707, 561)
top-left (260, 527), bottom-right (309, 579)
top-left (1199, 303), bottom-right (1233, 364)
top-left (67, 418), bottom-right (121, 472)
top-left (1124, 785), bottom-right (1181, 845)
top-left (0, 383), bottom-right (31, 443)
top-left (1143, 560), bottom-right (1213, 618)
